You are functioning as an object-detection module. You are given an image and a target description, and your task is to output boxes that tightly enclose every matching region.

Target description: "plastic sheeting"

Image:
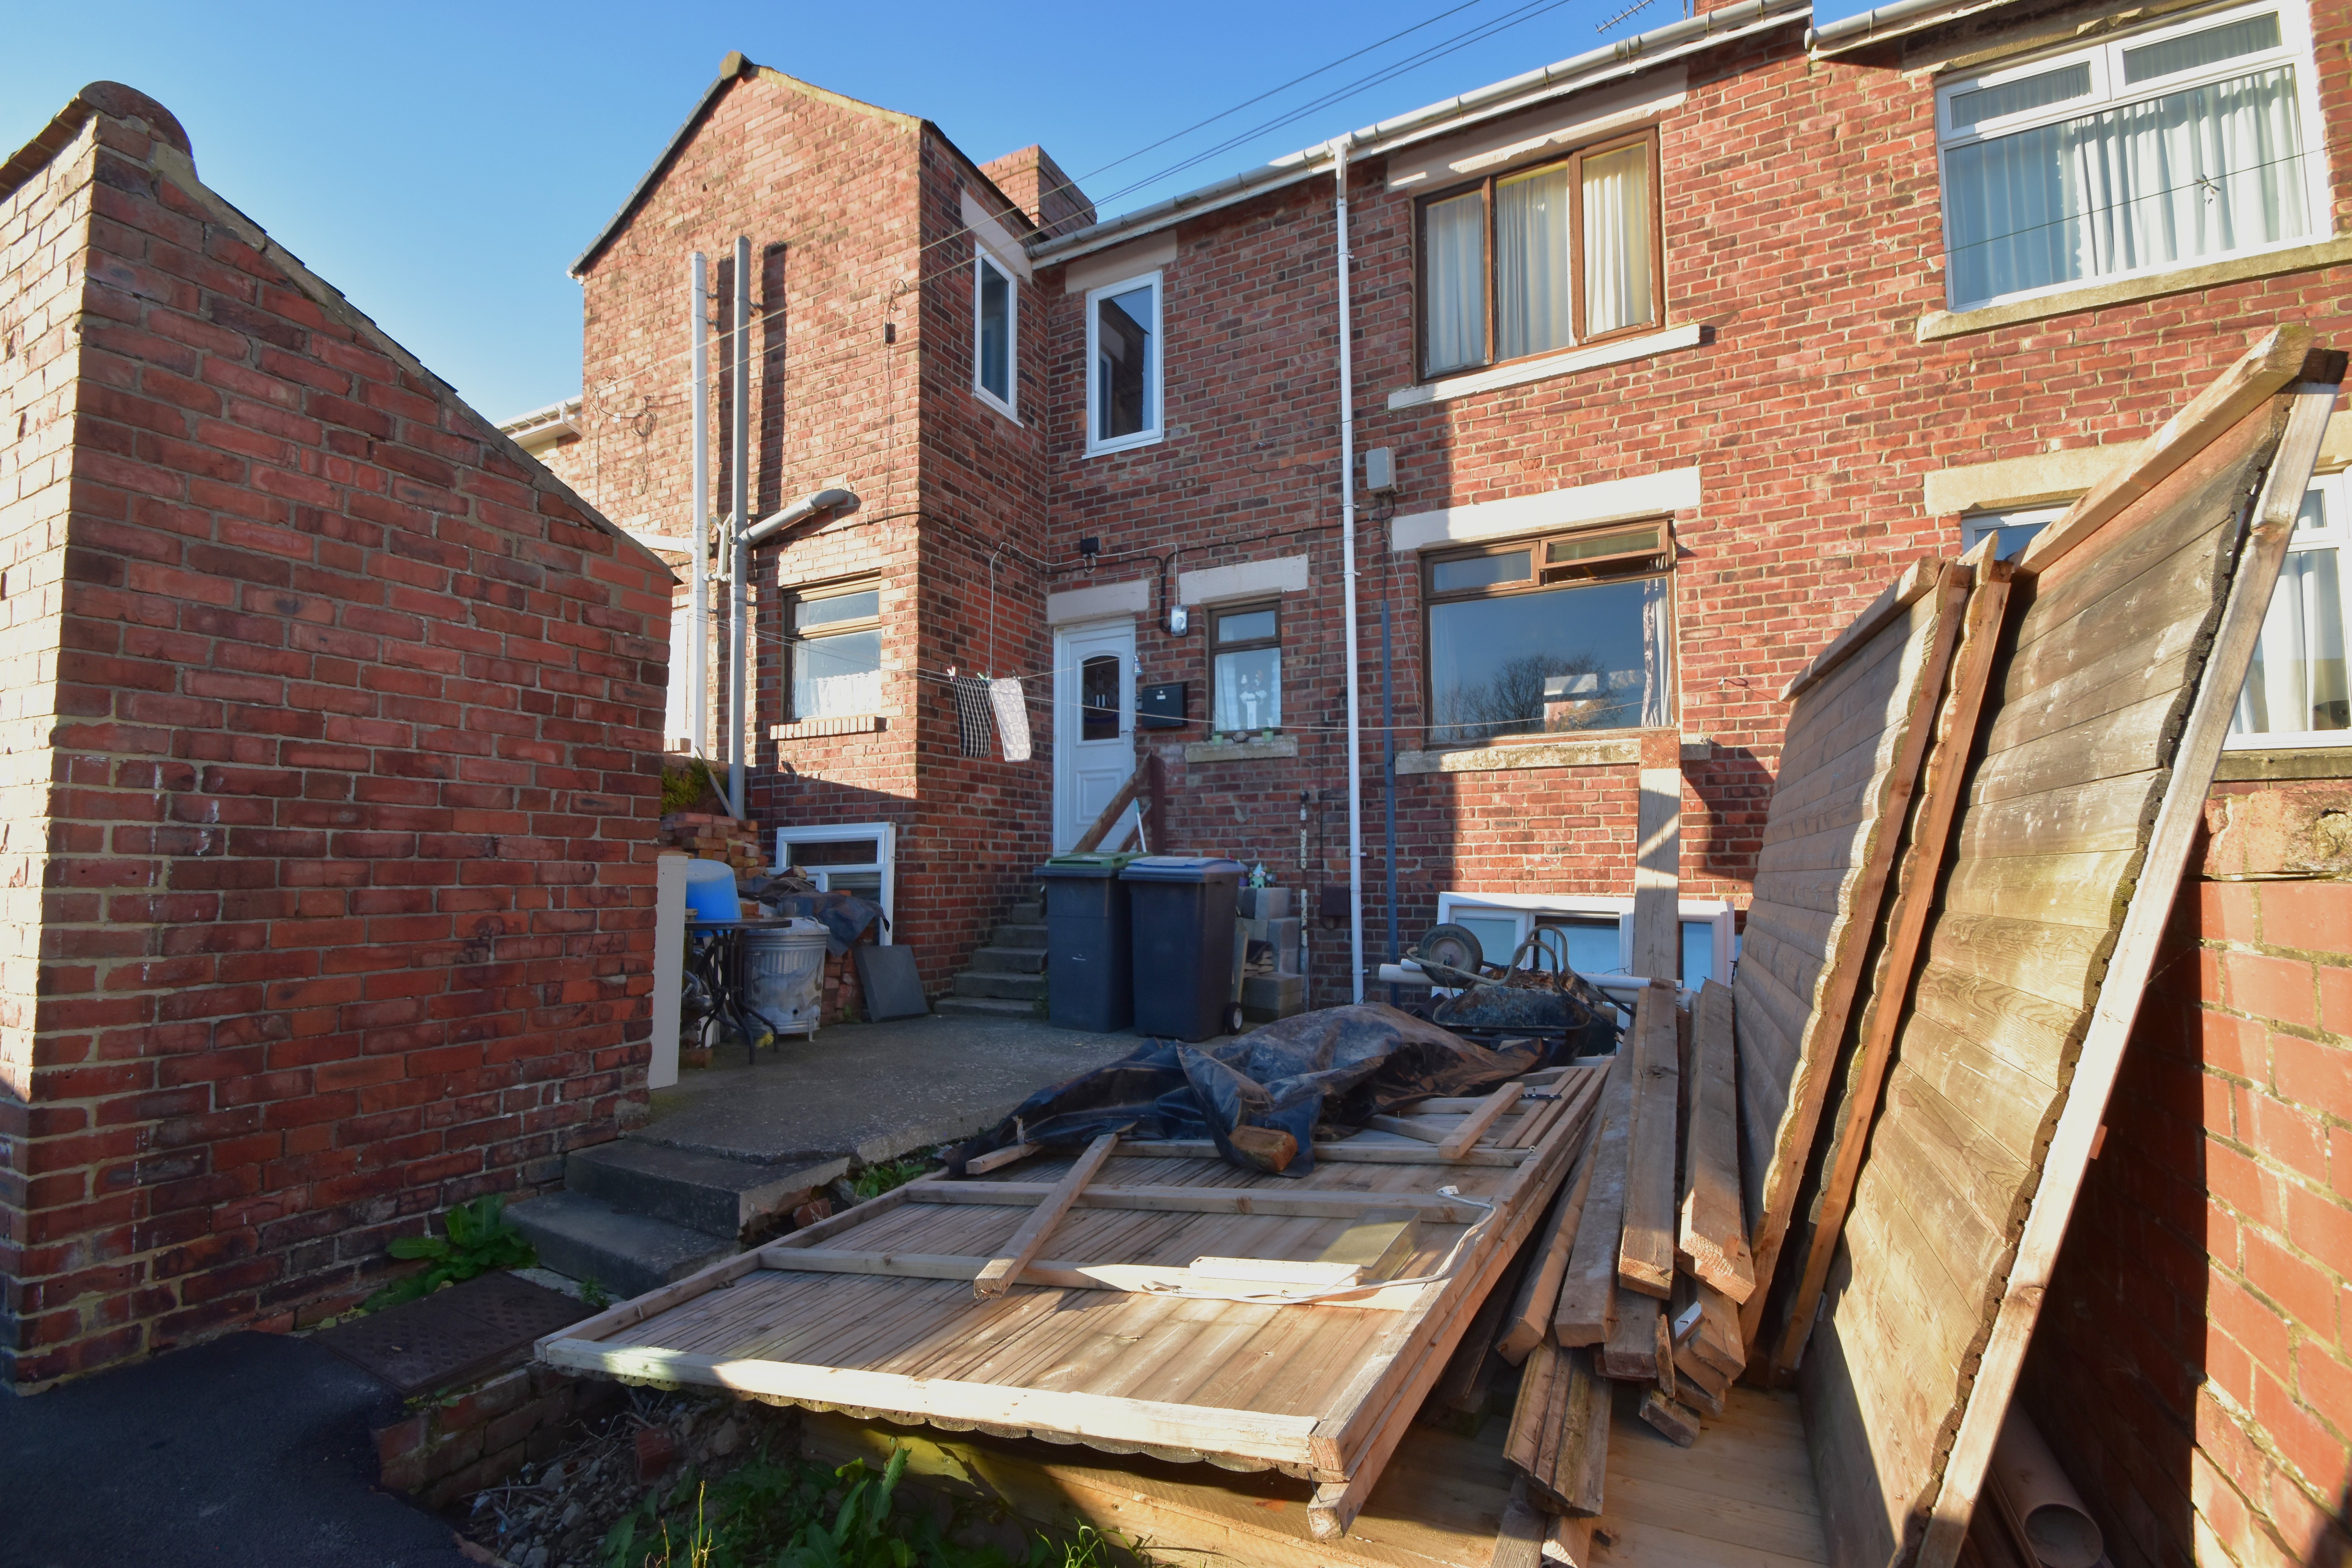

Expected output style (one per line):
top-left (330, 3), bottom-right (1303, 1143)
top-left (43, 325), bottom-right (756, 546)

top-left (949, 1002), bottom-right (1586, 1178)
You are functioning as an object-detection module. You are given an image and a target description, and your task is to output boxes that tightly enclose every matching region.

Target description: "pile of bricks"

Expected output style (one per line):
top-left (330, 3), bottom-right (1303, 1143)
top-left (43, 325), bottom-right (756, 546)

top-left (660, 811), bottom-right (766, 874)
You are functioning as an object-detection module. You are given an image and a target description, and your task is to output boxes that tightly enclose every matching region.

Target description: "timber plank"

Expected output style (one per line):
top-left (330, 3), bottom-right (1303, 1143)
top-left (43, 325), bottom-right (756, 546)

top-left (1617, 985), bottom-right (1681, 1298)
top-left (1679, 980), bottom-right (1752, 1301)
top-left (1554, 1059), bottom-right (1638, 1345)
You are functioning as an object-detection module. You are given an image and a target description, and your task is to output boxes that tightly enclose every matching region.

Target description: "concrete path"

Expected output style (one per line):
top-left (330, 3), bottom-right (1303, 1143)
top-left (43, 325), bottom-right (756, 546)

top-left (0, 1332), bottom-right (467, 1568)
top-left (639, 1012), bottom-right (1143, 1164)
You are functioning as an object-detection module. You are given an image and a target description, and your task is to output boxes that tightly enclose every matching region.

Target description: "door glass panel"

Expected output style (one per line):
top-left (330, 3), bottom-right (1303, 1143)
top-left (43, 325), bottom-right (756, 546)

top-left (1080, 653), bottom-right (1122, 740)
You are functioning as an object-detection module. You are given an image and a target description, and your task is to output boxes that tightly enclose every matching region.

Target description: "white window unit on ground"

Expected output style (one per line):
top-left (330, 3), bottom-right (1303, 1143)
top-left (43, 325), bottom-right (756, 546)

top-left (775, 822), bottom-right (896, 944)
top-left (1431, 890), bottom-right (1737, 993)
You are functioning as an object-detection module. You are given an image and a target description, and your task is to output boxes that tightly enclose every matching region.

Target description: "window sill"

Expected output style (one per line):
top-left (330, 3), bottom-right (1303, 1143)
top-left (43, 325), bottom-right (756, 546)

top-left (1917, 236), bottom-right (2352, 343)
top-left (1387, 323), bottom-right (1706, 412)
top-left (973, 385), bottom-right (1021, 424)
top-left (769, 715), bottom-right (888, 740)
top-left (1184, 734), bottom-right (1299, 763)
top-left (1396, 734), bottom-right (1647, 775)
top-left (2214, 743), bottom-right (2352, 781)
top-left (1084, 430), bottom-right (1165, 459)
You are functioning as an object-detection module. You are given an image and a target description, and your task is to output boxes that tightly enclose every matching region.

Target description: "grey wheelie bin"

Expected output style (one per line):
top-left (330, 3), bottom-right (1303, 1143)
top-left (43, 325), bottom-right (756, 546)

top-left (1120, 855), bottom-right (1245, 1041)
top-left (1038, 851), bottom-right (1141, 1031)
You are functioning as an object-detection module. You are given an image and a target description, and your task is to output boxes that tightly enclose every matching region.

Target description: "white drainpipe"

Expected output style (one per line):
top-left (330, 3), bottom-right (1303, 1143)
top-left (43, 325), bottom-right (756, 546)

top-left (1334, 135), bottom-right (1363, 1003)
top-left (729, 235), bottom-right (751, 818)
top-left (689, 252), bottom-right (710, 759)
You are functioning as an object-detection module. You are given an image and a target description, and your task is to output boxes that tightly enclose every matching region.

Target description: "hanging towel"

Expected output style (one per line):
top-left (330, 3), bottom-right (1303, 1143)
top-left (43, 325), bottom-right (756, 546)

top-left (951, 675), bottom-right (995, 758)
top-left (990, 677), bottom-right (1033, 762)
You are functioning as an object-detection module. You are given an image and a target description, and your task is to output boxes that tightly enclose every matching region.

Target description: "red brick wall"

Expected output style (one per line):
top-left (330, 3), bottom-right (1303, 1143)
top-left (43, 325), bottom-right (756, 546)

top-left (0, 87), bottom-right (670, 1388)
top-left (2026, 782), bottom-right (2352, 1568)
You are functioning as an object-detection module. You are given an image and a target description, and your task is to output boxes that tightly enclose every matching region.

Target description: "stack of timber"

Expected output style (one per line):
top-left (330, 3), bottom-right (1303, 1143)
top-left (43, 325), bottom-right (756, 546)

top-left (539, 1058), bottom-right (1615, 1542)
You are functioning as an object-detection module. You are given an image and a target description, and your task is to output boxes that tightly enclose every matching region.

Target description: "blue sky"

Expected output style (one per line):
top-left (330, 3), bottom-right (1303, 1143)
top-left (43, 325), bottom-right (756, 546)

top-left (5, 0), bottom-right (1855, 422)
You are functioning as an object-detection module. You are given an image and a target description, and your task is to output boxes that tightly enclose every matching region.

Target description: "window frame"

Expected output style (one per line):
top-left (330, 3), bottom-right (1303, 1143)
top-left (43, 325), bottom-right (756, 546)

top-left (1083, 269), bottom-right (1165, 456)
top-left (1432, 890), bottom-right (1737, 1004)
top-left (1413, 126), bottom-right (1665, 383)
top-left (773, 822), bottom-right (896, 945)
top-left (1933, 0), bottom-right (2326, 314)
top-left (2225, 467), bottom-right (2352, 751)
top-left (1421, 520), bottom-right (1677, 745)
top-left (972, 249), bottom-right (1018, 420)
top-left (786, 575), bottom-right (884, 722)
top-left (1959, 504), bottom-right (2066, 560)
top-left (1208, 598), bottom-right (1283, 734)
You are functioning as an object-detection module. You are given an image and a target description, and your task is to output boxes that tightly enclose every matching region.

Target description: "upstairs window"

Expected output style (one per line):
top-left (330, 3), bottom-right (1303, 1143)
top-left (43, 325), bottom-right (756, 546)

top-left (1210, 601), bottom-right (1282, 733)
top-left (975, 252), bottom-right (1016, 416)
top-left (789, 580), bottom-right (882, 719)
top-left (1960, 505), bottom-right (2064, 559)
top-left (1424, 521), bottom-right (1673, 745)
top-left (1419, 130), bottom-right (1661, 379)
top-left (1937, 2), bottom-right (2320, 311)
top-left (1085, 272), bottom-right (1162, 454)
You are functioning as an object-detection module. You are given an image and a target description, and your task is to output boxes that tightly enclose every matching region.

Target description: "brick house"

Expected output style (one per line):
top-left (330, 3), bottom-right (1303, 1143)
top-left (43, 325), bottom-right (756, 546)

top-left (0, 83), bottom-right (673, 1389)
top-left (531, 3), bottom-right (2352, 1562)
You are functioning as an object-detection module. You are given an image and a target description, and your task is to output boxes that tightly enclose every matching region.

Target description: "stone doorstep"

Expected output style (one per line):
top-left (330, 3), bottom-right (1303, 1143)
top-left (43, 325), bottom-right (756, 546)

top-left (564, 1140), bottom-right (848, 1241)
top-left (505, 1191), bottom-right (738, 1303)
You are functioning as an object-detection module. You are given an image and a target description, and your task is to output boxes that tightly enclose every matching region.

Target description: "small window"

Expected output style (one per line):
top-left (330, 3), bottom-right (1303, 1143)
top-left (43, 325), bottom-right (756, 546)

top-left (1960, 505), bottom-right (2064, 560)
top-left (1086, 272), bottom-right (1162, 454)
top-left (775, 822), bottom-right (896, 943)
top-left (2230, 472), bottom-right (2351, 747)
top-left (1936, 2), bottom-right (2318, 312)
top-left (1080, 653), bottom-right (1122, 740)
top-left (789, 580), bottom-right (882, 720)
top-left (1210, 601), bottom-right (1282, 733)
top-left (1418, 131), bottom-right (1662, 379)
top-left (1424, 523), bottom-right (1673, 745)
top-left (974, 252), bottom-right (1016, 416)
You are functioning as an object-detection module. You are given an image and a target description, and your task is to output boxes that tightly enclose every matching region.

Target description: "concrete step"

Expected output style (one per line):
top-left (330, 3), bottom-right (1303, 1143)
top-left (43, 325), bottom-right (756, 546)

top-left (507, 1190), bottom-right (737, 1301)
top-left (566, 1140), bottom-right (847, 1241)
top-left (967, 945), bottom-right (1045, 975)
top-left (993, 922), bottom-right (1048, 949)
top-left (952, 970), bottom-right (1049, 1002)
top-left (933, 995), bottom-right (1044, 1020)
top-left (1008, 901), bottom-right (1042, 923)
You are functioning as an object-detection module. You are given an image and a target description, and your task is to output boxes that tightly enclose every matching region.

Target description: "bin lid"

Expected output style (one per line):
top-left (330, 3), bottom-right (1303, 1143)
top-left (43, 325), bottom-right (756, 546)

top-left (1118, 855), bottom-right (1246, 884)
top-left (1041, 851), bottom-right (1142, 878)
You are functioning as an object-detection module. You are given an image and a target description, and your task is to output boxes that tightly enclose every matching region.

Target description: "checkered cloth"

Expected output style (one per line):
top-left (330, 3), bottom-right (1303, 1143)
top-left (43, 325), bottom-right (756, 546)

top-left (951, 675), bottom-right (995, 758)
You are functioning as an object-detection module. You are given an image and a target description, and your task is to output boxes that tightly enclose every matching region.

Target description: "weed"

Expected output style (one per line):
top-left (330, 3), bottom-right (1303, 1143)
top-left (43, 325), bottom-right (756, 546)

top-left (662, 760), bottom-right (725, 816)
top-left (364, 1195), bottom-right (537, 1311)
top-left (849, 1159), bottom-right (931, 1201)
top-left (581, 1276), bottom-right (614, 1311)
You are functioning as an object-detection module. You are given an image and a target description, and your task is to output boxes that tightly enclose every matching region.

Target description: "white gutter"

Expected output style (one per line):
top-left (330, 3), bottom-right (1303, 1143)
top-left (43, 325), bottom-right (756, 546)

top-left (1807, 0), bottom-right (2013, 53)
top-left (1029, 0), bottom-right (1807, 268)
top-left (1335, 134), bottom-right (1364, 1004)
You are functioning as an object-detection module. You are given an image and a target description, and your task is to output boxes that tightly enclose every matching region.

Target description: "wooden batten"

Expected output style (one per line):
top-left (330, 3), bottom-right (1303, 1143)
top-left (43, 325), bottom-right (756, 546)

top-left (1497, 1067), bottom-right (1615, 1363)
top-left (1554, 1057), bottom-right (1638, 1346)
top-left (1617, 984), bottom-right (1681, 1298)
top-left (1678, 980), bottom-right (1753, 1302)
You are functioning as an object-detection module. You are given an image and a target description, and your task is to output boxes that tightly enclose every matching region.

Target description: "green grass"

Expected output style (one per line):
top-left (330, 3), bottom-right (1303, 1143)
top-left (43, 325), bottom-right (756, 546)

top-left (600, 1446), bottom-right (1129, 1568)
top-left (849, 1159), bottom-right (932, 1201)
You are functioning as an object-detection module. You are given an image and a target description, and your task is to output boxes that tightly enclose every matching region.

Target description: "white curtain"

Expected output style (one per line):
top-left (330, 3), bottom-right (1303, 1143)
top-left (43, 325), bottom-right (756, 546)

top-left (1497, 167), bottom-right (1573, 359)
top-left (1424, 191), bottom-right (1486, 374)
top-left (2236, 544), bottom-right (2348, 736)
top-left (1582, 143), bottom-right (1654, 337)
top-left (1947, 65), bottom-right (2308, 307)
top-left (1639, 577), bottom-right (1671, 729)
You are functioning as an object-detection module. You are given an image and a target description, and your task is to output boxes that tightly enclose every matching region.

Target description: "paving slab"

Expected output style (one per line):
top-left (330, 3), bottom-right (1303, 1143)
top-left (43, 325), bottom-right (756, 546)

top-left (641, 1013), bottom-right (1142, 1165)
top-left (0, 1331), bottom-right (469, 1568)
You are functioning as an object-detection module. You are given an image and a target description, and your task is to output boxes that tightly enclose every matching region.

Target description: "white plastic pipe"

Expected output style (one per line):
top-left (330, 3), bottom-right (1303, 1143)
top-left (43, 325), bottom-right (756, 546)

top-left (729, 235), bottom-right (751, 818)
top-left (689, 252), bottom-right (710, 758)
top-left (1334, 135), bottom-right (1363, 1002)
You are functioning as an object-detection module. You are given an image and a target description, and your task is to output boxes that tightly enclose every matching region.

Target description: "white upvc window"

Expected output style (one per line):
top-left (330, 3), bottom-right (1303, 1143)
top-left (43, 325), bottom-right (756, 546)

top-left (973, 251), bottom-right (1017, 419)
top-left (1432, 891), bottom-right (1737, 996)
top-left (1084, 270), bottom-right (1163, 455)
top-left (1960, 505), bottom-right (2065, 560)
top-left (775, 822), bottom-right (896, 943)
top-left (1935, 0), bottom-right (2324, 312)
top-left (2230, 470), bottom-right (2352, 749)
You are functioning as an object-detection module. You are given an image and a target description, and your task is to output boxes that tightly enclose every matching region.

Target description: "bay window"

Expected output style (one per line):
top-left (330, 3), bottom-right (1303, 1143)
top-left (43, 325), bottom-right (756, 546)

top-left (1937, 2), bottom-right (2321, 312)
top-left (1419, 130), bottom-right (1661, 379)
top-left (1425, 522), bottom-right (1674, 745)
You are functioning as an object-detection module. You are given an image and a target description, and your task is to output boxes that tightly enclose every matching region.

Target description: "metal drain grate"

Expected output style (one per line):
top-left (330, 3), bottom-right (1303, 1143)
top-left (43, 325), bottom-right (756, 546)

top-left (311, 1273), bottom-right (589, 1397)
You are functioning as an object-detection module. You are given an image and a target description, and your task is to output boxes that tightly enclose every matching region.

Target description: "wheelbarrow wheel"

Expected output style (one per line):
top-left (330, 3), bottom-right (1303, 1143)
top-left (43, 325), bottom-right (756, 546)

top-left (1416, 922), bottom-right (1486, 974)
top-left (1224, 1002), bottom-right (1246, 1036)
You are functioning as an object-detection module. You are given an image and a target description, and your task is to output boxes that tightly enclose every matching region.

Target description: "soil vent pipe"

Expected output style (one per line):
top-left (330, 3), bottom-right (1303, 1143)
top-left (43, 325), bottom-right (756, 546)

top-left (689, 252), bottom-right (710, 759)
top-left (729, 236), bottom-right (751, 818)
top-left (1333, 134), bottom-right (1363, 1002)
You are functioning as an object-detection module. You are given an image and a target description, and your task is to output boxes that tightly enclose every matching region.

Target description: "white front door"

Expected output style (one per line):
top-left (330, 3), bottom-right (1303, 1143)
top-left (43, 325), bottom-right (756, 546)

top-left (1053, 620), bottom-right (1137, 852)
